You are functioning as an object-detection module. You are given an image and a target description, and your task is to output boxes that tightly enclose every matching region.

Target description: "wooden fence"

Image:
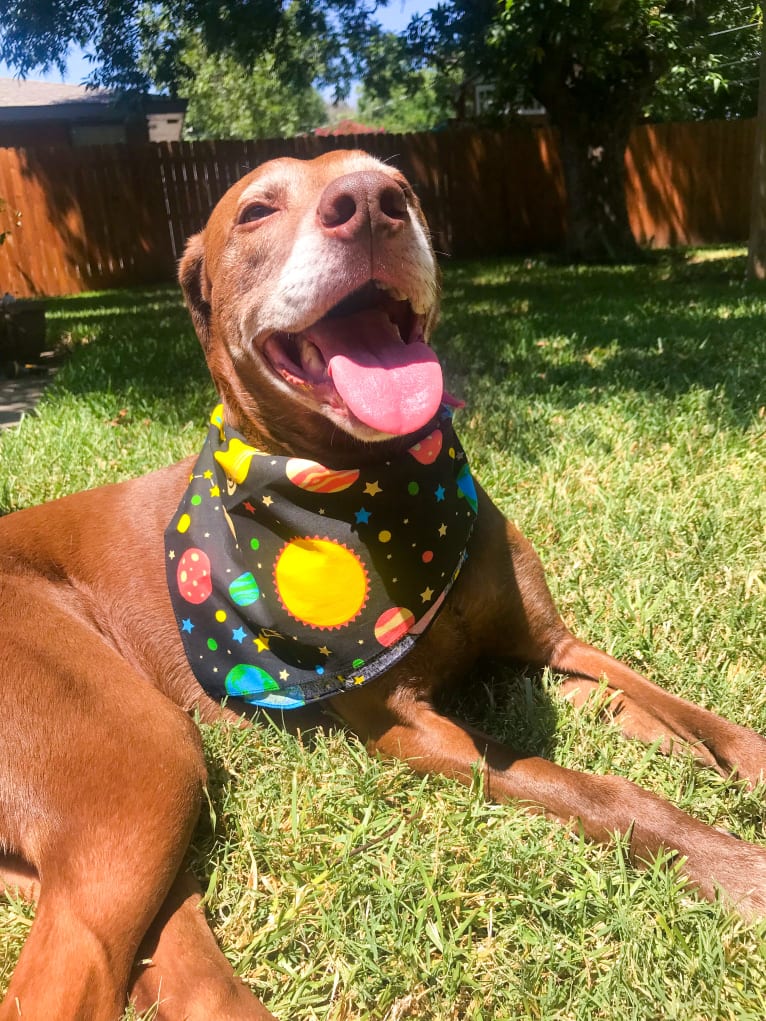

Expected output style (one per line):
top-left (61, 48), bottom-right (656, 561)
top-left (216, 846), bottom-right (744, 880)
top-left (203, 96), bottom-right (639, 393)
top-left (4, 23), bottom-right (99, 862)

top-left (0, 119), bottom-right (756, 298)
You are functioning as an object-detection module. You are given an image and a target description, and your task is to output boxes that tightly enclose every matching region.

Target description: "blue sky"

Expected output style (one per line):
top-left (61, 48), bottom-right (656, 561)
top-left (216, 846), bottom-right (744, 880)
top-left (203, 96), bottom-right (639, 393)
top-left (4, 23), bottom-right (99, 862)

top-left (0, 1), bottom-right (432, 85)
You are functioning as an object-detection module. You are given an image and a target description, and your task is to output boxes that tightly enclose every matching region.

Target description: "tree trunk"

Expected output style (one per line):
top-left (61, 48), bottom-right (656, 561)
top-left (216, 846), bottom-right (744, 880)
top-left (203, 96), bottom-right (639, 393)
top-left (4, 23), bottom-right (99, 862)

top-left (530, 50), bottom-right (651, 264)
top-left (553, 113), bottom-right (643, 262)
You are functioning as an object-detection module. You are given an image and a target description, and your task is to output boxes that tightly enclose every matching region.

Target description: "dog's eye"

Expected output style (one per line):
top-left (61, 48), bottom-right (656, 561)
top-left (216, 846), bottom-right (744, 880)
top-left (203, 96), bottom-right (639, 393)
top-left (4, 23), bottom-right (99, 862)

top-left (239, 203), bottom-right (276, 224)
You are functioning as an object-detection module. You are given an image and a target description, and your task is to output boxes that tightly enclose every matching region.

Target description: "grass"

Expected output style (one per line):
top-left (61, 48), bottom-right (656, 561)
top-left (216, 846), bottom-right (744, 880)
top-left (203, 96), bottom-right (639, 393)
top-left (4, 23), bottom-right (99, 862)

top-left (1, 248), bottom-right (765, 1019)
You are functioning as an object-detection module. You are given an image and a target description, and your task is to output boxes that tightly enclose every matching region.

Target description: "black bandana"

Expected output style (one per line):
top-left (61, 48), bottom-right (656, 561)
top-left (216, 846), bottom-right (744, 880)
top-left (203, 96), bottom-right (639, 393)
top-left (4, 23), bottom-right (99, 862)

top-left (165, 404), bottom-right (478, 709)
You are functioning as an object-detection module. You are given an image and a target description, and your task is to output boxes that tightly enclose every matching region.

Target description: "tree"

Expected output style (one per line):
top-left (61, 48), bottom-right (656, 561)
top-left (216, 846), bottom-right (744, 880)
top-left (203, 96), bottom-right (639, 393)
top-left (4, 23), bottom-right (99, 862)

top-left (356, 31), bottom-right (455, 132)
top-left (0, 1), bottom-right (382, 96)
top-left (176, 37), bottom-right (327, 141)
top-left (357, 68), bottom-right (451, 132)
top-left (648, 4), bottom-right (760, 121)
top-left (407, 1), bottom-right (760, 262)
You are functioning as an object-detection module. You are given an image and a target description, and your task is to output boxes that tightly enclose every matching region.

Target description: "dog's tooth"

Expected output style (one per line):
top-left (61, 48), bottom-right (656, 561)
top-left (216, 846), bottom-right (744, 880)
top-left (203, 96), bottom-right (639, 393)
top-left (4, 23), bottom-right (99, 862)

top-left (373, 281), bottom-right (409, 302)
top-left (300, 339), bottom-right (327, 380)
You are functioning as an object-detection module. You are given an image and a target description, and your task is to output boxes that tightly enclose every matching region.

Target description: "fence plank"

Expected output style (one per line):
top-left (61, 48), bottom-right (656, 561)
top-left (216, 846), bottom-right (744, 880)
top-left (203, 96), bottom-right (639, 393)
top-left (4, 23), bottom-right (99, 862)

top-left (0, 119), bottom-right (756, 298)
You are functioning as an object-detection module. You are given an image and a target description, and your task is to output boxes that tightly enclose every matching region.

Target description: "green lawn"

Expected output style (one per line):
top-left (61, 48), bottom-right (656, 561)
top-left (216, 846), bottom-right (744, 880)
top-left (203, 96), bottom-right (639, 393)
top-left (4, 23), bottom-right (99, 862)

top-left (1, 250), bottom-right (765, 1020)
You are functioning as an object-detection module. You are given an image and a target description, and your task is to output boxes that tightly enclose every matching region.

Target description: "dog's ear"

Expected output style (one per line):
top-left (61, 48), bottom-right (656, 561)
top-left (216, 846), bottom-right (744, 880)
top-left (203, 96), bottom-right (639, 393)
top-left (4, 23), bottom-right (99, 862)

top-left (179, 231), bottom-right (213, 352)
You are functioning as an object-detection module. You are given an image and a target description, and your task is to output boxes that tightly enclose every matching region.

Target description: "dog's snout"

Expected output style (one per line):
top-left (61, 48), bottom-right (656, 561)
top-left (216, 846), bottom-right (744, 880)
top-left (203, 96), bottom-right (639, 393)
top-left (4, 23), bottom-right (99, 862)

top-left (317, 171), bottom-right (409, 240)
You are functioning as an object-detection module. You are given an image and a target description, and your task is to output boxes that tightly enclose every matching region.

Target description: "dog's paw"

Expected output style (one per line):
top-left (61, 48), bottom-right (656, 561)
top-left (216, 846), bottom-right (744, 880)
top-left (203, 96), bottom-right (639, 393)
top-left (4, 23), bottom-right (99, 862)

top-left (715, 728), bottom-right (766, 791)
top-left (707, 838), bottom-right (766, 920)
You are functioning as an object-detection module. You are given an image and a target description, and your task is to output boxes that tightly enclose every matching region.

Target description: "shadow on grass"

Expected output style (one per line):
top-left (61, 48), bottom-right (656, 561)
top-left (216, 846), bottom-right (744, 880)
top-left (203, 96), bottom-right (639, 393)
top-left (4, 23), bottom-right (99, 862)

top-left (437, 253), bottom-right (766, 445)
top-left (42, 285), bottom-right (214, 427)
top-left (34, 251), bottom-right (765, 449)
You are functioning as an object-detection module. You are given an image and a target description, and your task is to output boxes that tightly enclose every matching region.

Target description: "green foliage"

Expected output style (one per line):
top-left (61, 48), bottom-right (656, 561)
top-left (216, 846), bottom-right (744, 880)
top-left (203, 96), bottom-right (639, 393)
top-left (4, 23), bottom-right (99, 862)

top-left (353, 29), bottom-right (455, 132)
top-left (1, 251), bottom-right (765, 1018)
top-left (408, 0), bottom-right (760, 124)
top-left (179, 37), bottom-right (327, 141)
top-left (357, 69), bottom-right (453, 133)
top-left (0, 0), bottom-right (383, 96)
top-left (649, 2), bottom-right (760, 121)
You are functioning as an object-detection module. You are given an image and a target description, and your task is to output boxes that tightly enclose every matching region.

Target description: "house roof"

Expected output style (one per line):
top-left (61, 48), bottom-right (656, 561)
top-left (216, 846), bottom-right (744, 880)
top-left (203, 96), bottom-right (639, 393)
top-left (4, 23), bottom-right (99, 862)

top-left (314, 119), bottom-right (384, 137)
top-left (0, 77), bottom-right (186, 123)
top-left (0, 78), bottom-right (111, 107)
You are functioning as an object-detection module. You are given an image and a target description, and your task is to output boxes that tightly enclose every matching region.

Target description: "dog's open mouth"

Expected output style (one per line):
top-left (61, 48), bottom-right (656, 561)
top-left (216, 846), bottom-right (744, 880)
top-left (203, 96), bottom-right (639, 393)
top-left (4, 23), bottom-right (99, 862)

top-left (262, 281), bottom-right (442, 436)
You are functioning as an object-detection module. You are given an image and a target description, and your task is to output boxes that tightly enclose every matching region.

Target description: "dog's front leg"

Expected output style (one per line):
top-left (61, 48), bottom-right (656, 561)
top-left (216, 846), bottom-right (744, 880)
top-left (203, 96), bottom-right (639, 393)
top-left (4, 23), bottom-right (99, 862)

top-left (130, 869), bottom-right (276, 1021)
top-left (331, 682), bottom-right (766, 918)
top-left (468, 487), bottom-right (766, 787)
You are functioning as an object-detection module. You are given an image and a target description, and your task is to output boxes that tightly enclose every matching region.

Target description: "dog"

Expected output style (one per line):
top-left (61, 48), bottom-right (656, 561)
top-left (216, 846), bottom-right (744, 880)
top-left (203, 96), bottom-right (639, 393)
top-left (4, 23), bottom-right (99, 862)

top-left (1, 149), bottom-right (765, 1021)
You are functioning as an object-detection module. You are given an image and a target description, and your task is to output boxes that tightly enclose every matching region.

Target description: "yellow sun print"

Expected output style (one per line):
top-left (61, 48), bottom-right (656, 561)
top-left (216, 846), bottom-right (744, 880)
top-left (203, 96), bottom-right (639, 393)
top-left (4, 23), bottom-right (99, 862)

top-left (274, 537), bottom-right (369, 629)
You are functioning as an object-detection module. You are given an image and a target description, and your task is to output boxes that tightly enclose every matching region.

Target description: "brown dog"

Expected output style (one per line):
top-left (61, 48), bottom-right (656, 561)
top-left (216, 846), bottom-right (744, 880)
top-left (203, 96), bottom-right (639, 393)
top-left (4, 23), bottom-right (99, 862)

top-left (1, 149), bottom-right (765, 1021)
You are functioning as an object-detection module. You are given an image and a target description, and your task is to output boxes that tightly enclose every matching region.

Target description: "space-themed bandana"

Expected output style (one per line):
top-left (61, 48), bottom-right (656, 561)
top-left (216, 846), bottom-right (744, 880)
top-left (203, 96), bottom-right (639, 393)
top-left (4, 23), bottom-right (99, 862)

top-left (165, 403), bottom-right (478, 709)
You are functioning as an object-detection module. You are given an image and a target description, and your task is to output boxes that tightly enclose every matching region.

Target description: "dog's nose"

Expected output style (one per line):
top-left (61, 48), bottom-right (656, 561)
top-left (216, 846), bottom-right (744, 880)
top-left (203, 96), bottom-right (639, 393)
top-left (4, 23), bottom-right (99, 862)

top-left (317, 171), bottom-right (409, 240)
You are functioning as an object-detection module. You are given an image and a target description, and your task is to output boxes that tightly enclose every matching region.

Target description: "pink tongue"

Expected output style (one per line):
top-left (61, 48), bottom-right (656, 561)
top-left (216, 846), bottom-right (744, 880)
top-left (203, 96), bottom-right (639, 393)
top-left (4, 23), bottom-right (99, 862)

top-left (306, 309), bottom-right (443, 435)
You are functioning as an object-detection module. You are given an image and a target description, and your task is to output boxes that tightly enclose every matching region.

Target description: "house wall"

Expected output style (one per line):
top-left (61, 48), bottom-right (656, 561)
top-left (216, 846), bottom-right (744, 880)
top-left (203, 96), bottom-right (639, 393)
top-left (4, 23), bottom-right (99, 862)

top-left (0, 118), bottom-right (149, 149)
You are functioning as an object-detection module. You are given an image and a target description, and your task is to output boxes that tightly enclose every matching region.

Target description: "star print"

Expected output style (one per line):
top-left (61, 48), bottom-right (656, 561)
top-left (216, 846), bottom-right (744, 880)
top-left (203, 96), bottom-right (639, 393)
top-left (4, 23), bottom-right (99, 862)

top-left (181, 618), bottom-right (194, 633)
top-left (319, 646), bottom-right (331, 656)
top-left (168, 550), bottom-right (176, 560)
top-left (279, 669), bottom-right (289, 681)
top-left (254, 635), bottom-right (270, 652)
top-left (203, 470), bottom-right (213, 480)
top-left (421, 587), bottom-right (434, 602)
top-left (210, 485), bottom-right (220, 497)
top-left (355, 507), bottom-right (371, 524)
top-left (232, 627), bottom-right (246, 643)
top-left (364, 481), bottom-right (382, 496)
top-left (435, 485), bottom-right (445, 502)
top-left (243, 501), bottom-right (255, 513)
top-left (438, 523), bottom-right (447, 537)
top-left (262, 495), bottom-right (273, 506)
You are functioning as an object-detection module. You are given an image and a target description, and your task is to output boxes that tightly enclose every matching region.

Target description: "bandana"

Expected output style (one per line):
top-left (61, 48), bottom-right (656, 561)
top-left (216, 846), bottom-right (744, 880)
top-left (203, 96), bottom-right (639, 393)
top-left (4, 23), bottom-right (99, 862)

top-left (165, 404), bottom-right (478, 709)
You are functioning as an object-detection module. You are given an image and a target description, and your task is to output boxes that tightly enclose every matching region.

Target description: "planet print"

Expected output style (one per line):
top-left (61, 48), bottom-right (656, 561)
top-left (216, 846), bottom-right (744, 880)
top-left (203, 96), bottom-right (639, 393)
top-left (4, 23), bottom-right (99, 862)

top-left (177, 548), bottom-right (212, 604)
top-left (245, 690), bottom-right (307, 709)
top-left (374, 606), bottom-right (415, 647)
top-left (274, 537), bottom-right (368, 629)
top-left (228, 571), bottom-right (260, 607)
top-left (456, 463), bottom-right (478, 513)
top-left (225, 663), bottom-right (279, 699)
top-left (285, 459), bottom-right (360, 494)
top-left (408, 428), bottom-right (443, 465)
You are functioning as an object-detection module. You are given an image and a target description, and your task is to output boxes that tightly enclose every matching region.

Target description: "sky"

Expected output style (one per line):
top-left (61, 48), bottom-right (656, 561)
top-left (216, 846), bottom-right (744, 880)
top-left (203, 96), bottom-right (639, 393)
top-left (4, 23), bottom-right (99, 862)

top-left (0, 1), bottom-right (433, 86)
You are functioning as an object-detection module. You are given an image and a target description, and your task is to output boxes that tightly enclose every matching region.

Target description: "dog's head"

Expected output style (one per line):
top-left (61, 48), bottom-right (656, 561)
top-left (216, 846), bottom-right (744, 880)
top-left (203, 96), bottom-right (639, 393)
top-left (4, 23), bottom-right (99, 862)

top-left (180, 150), bottom-right (441, 460)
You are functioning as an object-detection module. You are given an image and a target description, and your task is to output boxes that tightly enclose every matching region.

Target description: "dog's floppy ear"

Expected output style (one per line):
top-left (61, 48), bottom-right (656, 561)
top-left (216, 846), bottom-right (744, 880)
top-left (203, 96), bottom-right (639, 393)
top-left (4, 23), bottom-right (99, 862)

top-left (179, 231), bottom-right (213, 352)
